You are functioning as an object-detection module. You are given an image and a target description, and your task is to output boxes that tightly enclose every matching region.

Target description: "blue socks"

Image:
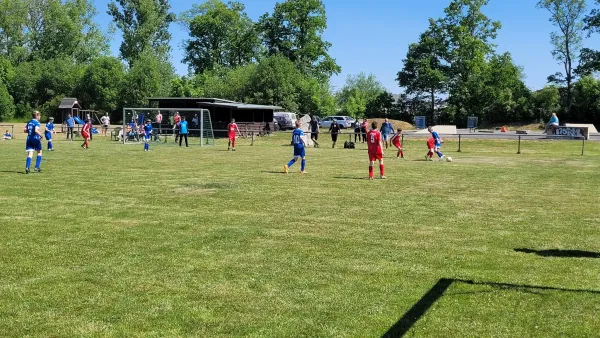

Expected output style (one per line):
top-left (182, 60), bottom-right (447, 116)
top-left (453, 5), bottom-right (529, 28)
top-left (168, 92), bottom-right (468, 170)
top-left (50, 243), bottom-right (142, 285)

top-left (144, 143), bottom-right (149, 151)
top-left (26, 157), bottom-right (31, 169)
top-left (301, 159), bottom-right (306, 171)
top-left (35, 155), bottom-right (42, 168)
top-left (287, 159), bottom-right (296, 167)
top-left (48, 141), bottom-right (52, 150)
top-left (436, 151), bottom-right (444, 158)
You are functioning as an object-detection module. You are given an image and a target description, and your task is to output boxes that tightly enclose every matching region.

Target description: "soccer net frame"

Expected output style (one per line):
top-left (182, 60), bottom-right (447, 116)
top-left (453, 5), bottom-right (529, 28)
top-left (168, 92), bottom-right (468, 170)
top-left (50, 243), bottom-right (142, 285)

top-left (121, 108), bottom-right (215, 146)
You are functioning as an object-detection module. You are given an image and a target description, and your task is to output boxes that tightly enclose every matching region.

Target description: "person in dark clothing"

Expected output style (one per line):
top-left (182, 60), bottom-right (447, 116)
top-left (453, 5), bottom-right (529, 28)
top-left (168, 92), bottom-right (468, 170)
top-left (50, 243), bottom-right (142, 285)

top-left (329, 121), bottom-right (340, 148)
top-left (310, 116), bottom-right (320, 147)
top-left (354, 121), bottom-right (361, 143)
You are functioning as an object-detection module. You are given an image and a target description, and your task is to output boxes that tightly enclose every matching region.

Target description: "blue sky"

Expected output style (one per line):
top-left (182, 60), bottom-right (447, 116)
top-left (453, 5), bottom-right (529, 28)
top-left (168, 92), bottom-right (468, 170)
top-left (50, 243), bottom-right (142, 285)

top-left (94, 0), bottom-right (600, 93)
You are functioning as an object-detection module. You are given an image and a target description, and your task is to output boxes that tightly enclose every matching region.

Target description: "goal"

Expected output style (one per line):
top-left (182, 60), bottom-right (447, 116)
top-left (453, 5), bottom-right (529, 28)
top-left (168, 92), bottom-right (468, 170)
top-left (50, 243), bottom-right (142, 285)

top-left (121, 108), bottom-right (215, 146)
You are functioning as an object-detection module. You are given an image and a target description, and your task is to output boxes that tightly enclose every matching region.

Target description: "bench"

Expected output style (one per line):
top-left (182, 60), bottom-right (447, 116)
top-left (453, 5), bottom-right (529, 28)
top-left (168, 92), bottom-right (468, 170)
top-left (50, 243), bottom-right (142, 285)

top-left (516, 130), bottom-right (529, 135)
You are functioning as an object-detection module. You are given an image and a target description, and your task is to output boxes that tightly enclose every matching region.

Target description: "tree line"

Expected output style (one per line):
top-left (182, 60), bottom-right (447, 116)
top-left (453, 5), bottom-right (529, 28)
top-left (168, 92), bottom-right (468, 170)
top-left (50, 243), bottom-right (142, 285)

top-left (1, 0), bottom-right (600, 127)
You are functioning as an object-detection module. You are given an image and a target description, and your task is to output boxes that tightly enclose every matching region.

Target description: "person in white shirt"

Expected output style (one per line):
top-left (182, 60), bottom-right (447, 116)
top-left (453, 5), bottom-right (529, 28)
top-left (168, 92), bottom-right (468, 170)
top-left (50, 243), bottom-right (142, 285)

top-left (101, 113), bottom-right (110, 136)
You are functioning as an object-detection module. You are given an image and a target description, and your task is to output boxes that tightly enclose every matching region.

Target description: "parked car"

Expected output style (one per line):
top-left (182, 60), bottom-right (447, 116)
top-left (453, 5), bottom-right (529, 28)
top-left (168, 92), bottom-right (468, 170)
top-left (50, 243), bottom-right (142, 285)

top-left (319, 116), bottom-right (354, 129)
top-left (273, 112), bottom-right (298, 130)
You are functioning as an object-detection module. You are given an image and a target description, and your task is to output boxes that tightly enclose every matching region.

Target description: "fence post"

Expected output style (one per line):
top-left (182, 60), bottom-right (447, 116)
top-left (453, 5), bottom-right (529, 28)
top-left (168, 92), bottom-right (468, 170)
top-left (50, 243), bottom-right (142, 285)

top-left (457, 134), bottom-right (462, 152)
top-left (251, 132), bottom-right (254, 146)
top-left (401, 134), bottom-right (404, 149)
top-left (517, 135), bottom-right (521, 154)
top-left (582, 137), bottom-right (585, 156)
top-left (200, 110), bottom-right (204, 147)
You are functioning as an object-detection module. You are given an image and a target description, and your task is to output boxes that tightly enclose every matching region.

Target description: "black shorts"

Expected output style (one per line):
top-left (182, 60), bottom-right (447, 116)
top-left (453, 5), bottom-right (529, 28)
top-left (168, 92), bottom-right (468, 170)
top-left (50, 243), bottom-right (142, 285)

top-left (313, 133), bottom-right (319, 140)
top-left (332, 134), bottom-right (338, 142)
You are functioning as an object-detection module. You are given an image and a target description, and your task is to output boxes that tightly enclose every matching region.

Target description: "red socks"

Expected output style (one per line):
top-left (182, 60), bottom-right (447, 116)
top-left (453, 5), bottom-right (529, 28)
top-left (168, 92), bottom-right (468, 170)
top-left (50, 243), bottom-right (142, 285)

top-left (369, 165), bottom-right (374, 178)
top-left (380, 164), bottom-right (385, 176)
top-left (232, 139), bottom-right (236, 148)
top-left (397, 150), bottom-right (404, 158)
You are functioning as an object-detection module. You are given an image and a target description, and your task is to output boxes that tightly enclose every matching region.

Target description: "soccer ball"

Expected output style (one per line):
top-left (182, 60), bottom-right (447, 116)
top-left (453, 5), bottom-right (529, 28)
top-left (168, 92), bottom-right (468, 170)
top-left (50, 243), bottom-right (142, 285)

top-left (446, 156), bottom-right (453, 162)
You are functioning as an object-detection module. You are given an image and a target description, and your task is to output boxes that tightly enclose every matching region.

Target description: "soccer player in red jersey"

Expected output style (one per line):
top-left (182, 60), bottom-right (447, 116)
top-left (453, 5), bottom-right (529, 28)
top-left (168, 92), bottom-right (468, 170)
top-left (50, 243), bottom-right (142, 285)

top-left (81, 119), bottom-right (91, 149)
top-left (390, 128), bottom-right (404, 158)
top-left (227, 118), bottom-right (240, 151)
top-left (425, 137), bottom-right (435, 161)
top-left (367, 121), bottom-right (385, 180)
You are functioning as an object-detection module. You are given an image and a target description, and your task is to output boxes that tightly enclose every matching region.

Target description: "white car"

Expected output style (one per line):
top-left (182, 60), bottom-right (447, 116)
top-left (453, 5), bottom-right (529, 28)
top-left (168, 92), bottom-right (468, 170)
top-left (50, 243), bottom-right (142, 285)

top-left (319, 116), bottom-right (354, 129)
top-left (273, 112), bottom-right (298, 130)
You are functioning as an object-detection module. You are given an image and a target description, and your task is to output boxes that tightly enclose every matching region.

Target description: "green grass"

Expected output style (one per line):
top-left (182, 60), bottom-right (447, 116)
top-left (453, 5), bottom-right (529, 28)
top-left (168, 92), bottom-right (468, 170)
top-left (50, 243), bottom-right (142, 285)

top-left (1, 134), bottom-right (600, 337)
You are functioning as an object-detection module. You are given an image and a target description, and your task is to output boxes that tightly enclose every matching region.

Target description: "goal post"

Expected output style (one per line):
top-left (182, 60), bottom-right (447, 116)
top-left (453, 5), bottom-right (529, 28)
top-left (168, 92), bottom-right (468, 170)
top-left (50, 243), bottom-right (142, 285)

top-left (121, 108), bottom-right (215, 146)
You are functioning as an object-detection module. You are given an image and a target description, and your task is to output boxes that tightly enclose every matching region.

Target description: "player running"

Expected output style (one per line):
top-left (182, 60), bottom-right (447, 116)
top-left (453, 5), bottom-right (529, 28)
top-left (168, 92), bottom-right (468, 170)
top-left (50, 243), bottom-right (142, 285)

top-left (428, 126), bottom-right (445, 161)
top-left (24, 111), bottom-right (43, 174)
top-left (227, 118), bottom-right (240, 151)
top-left (390, 128), bottom-right (404, 158)
top-left (45, 117), bottom-right (56, 151)
top-left (425, 137), bottom-right (435, 161)
top-left (143, 119), bottom-right (152, 152)
top-left (284, 120), bottom-right (307, 174)
top-left (367, 121), bottom-right (385, 180)
top-left (81, 119), bottom-right (91, 149)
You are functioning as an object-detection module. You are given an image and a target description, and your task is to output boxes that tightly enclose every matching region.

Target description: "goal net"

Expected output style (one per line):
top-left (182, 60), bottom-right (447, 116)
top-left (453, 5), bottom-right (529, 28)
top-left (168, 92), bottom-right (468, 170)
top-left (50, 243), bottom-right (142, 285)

top-left (121, 108), bottom-right (215, 146)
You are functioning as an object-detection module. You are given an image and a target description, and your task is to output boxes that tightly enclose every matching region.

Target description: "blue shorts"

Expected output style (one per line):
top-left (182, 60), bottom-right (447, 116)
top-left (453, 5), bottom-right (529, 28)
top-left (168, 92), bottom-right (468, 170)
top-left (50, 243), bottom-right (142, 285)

top-left (293, 147), bottom-right (306, 158)
top-left (435, 142), bottom-right (441, 148)
top-left (382, 134), bottom-right (391, 141)
top-left (26, 139), bottom-right (42, 152)
top-left (45, 132), bottom-right (52, 141)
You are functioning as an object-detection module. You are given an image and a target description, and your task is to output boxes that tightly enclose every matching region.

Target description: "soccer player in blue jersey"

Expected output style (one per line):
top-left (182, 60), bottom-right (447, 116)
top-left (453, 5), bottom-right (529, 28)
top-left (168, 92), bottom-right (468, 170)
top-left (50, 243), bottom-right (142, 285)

top-left (143, 119), bottom-right (152, 151)
top-left (428, 126), bottom-right (445, 161)
top-left (24, 111), bottom-right (43, 174)
top-left (45, 117), bottom-right (56, 151)
top-left (284, 120), bottom-right (307, 174)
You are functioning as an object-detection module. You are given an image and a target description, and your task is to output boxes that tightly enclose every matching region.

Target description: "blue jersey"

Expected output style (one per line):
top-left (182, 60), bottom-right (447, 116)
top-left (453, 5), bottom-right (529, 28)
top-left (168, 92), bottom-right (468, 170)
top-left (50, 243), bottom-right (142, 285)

top-left (381, 122), bottom-right (393, 135)
top-left (45, 122), bottom-right (54, 132)
top-left (26, 119), bottom-right (41, 141)
top-left (180, 121), bottom-right (188, 134)
top-left (292, 128), bottom-right (305, 148)
top-left (431, 131), bottom-right (441, 146)
top-left (66, 118), bottom-right (74, 127)
top-left (144, 124), bottom-right (153, 137)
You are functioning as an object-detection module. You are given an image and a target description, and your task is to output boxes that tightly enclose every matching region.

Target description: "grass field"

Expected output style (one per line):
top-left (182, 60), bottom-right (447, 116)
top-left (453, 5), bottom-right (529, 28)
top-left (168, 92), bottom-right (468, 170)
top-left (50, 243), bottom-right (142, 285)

top-left (1, 133), bottom-right (600, 337)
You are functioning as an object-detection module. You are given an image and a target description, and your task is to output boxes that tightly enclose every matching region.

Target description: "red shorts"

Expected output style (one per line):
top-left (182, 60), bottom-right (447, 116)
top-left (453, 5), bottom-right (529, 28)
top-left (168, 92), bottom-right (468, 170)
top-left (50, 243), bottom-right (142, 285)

top-left (82, 132), bottom-right (90, 139)
top-left (228, 133), bottom-right (236, 141)
top-left (369, 152), bottom-right (383, 161)
top-left (393, 141), bottom-right (402, 148)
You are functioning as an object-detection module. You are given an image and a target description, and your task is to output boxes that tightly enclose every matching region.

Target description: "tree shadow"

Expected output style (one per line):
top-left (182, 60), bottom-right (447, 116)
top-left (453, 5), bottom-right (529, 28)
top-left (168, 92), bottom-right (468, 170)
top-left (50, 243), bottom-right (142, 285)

top-left (515, 248), bottom-right (600, 259)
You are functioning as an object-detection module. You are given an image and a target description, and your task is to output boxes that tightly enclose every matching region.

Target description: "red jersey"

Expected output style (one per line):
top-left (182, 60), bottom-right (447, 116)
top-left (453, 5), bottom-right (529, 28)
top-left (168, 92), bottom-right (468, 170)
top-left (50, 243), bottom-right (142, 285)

top-left (82, 122), bottom-right (91, 134)
top-left (427, 137), bottom-right (435, 149)
top-left (367, 129), bottom-right (382, 153)
top-left (174, 115), bottom-right (181, 125)
top-left (391, 133), bottom-right (401, 146)
top-left (228, 123), bottom-right (238, 138)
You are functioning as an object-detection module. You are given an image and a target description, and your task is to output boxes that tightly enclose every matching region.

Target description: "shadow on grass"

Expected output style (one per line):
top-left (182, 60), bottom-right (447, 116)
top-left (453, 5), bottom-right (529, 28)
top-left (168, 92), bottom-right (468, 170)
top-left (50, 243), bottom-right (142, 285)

top-left (262, 170), bottom-right (284, 174)
top-left (333, 176), bottom-right (368, 180)
top-left (381, 278), bottom-right (600, 338)
top-left (515, 248), bottom-right (600, 259)
top-left (0, 170), bottom-right (26, 174)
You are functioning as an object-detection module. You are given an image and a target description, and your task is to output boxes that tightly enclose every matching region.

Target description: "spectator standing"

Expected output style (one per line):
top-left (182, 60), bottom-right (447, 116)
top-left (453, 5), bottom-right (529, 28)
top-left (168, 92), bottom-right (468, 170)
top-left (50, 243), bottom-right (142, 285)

top-left (65, 114), bottom-right (75, 140)
top-left (380, 118), bottom-right (394, 149)
top-left (361, 118), bottom-right (368, 143)
top-left (101, 113), bottom-right (110, 136)
top-left (354, 121), bottom-right (361, 143)
top-left (310, 116), bottom-right (320, 147)
top-left (329, 121), bottom-right (340, 148)
top-left (179, 116), bottom-right (189, 147)
top-left (156, 111), bottom-right (163, 134)
top-left (174, 112), bottom-right (181, 143)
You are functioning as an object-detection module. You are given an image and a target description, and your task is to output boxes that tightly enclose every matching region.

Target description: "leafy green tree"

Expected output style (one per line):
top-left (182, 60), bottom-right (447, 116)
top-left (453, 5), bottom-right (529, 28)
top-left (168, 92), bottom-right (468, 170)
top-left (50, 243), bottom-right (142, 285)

top-left (108, 0), bottom-right (175, 66)
top-left (531, 86), bottom-right (561, 122)
top-left (397, 19), bottom-right (449, 120)
top-left (120, 51), bottom-right (173, 107)
top-left (79, 56), bottom-right (125, 114)
top-left (258, 0), bottom-right (340, 79)
top-left (247, 55), bottom-right (303, 111)
top-left (571, 75), bottom-right (600, 124)
top-left (0, 0), bottom-right (27, 62)
top-left (537, 0), bottom-right (586, 112)
top-left (181, 0), bottom-right (260, 73)
top-left (365, 91), bottom-right (395, 118)
top-left (0, 56), bottom-right (14, 120)
top-left (25, 0), bottom-right (108, 63)
top-left (440, 0), bottom-right (501, 124)
top-left (337, 72), bottom-right (385, 118)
